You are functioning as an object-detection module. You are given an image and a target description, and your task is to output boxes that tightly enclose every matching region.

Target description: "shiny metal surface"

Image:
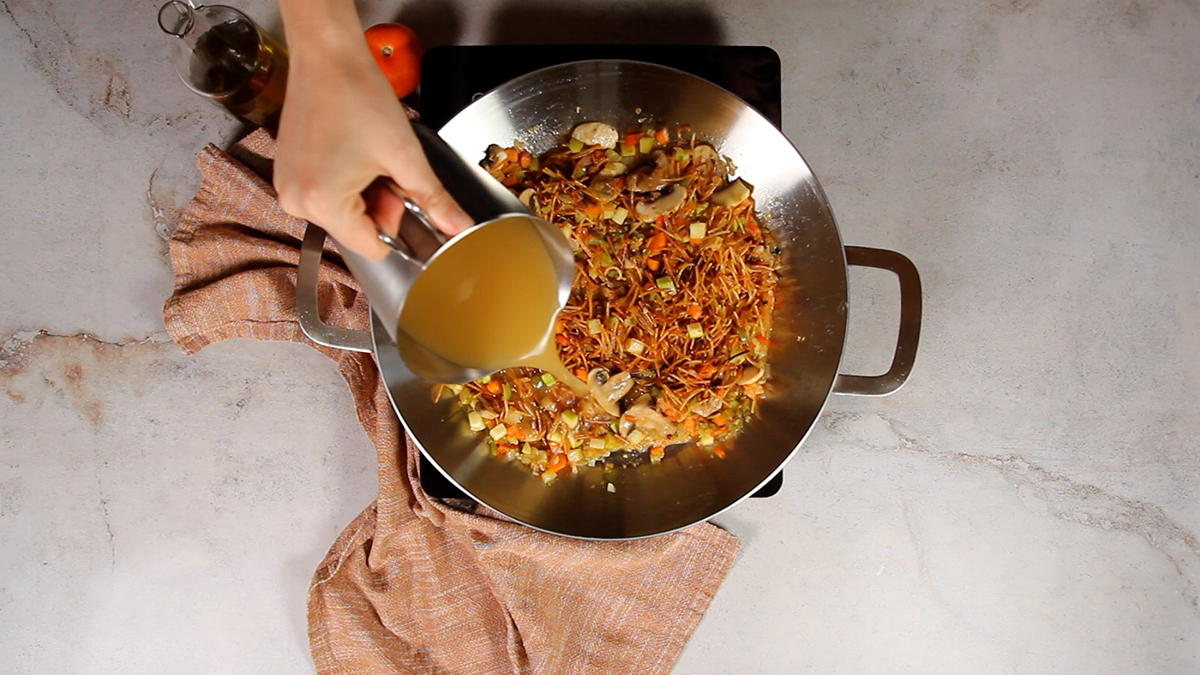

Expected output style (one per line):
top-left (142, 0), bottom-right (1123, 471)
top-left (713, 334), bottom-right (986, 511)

top-left (327, 124), bottom-right (576, 384)
top-left (833, 247), bottom-right (923, 396)
top-left (297, 60), bottom-right (922, 539)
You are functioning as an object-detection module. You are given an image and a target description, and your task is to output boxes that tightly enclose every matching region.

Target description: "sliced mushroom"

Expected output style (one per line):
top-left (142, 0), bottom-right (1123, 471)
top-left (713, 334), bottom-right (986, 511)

top-left (587, 179), bottom-right (620, 202)
top-left (589, 371), bottom-right (634, 417)
top-left (634, 185), bottom-right (687, 221)
top-left (625, 396), bottom-right (678, 437)
top-left (485, 144), bottom-right (507, 167)
top-left (518, 188), bottom-right (536, 208)
top-left (595, 160), bottom-right (628, 180)
top-left (627, 151), bottom-right (673, 193)
top-left (571, 122), bottom-right (619, 149)
top-left (735, 364), bottom-right (764, 385)
top-left (711, 179), bottom-right (752, 207)
top-left (688, 394), bottom-right (724, 417)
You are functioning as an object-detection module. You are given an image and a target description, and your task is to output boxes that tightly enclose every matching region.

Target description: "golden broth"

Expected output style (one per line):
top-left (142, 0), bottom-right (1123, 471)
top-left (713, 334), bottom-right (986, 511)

top-left (397, 216), bottom-right (586, 393)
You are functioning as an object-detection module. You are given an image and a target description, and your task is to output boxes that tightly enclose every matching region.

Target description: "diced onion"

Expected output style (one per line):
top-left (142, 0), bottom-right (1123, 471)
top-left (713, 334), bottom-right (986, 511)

top-left (490, 424), bottom-right (508, 441)
top-left (626, 338), bottom-right (646, 356)
top-left (689, 222), bottom-right (707, 241)
top-left (687, 323), bottom-right (705, 339)
top-left (468, 411), bottom-right (485, 432)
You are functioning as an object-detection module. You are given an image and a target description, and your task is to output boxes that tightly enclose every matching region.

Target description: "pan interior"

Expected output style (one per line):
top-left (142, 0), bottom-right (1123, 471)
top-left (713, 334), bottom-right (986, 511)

top-left (378, 60), bottom-right (847, 539)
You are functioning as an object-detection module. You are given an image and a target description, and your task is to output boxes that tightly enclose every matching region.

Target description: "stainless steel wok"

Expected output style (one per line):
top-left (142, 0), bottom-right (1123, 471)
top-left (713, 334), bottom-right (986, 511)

top-left (297, 60), bottom-right (921, 540)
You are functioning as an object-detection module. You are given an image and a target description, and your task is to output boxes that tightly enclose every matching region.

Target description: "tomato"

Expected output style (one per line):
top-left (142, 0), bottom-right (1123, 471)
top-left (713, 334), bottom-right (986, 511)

top-left (364, 23), bottom-right (423, 98)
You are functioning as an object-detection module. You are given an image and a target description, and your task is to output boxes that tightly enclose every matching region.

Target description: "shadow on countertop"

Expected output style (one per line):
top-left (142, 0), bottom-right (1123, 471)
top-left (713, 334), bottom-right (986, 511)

top-left (484, 1), bottom-right (724, 45)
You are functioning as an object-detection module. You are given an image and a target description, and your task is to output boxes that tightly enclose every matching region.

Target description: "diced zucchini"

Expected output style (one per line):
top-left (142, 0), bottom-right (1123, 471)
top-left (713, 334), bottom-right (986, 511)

top-left (612, 207), bottom-right (628, 225)
top-left (656, 276), bottom-right (676, 292)
top-left (627, 429), bottom-right (647, 446)
top-left (619, 142), bottom-right (636, 157)
top-left (588, 318), bottom-right (603, 335)
top-left (560, 410), bottom-right (580, 429)
top-left (687, 323), bottom-right (705, 339)
top-left (569, 138), bottom-right (584, 153)
top-left (489, 424), bottom-right (508, 441)
top-left (626, 338), bottom-right (646, 356)
top-left (689, 222), bottom-right (707, 240)
top-left (468, 411), bottom-right (486, 432)
top-left (541, 373), bottom-right (557, 387)
top-left (638, 136), bottom-right (655, 154)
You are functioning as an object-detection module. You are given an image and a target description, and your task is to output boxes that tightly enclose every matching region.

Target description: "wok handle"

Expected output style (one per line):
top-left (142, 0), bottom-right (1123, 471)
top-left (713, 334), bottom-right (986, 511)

top-left (295, 223), bottom-right (374, 354)
top-left (833, 246), bottom-right (922, 396)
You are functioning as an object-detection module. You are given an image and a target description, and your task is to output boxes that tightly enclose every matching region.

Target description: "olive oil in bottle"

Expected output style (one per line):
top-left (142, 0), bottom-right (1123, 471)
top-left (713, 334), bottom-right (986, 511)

top-left (158, 1), bottom-right (288, 128)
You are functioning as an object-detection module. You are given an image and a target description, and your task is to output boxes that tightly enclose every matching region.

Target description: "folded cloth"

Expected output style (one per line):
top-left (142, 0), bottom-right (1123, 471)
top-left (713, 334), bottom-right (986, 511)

top-left (163, 128), bottom-right (740, 675)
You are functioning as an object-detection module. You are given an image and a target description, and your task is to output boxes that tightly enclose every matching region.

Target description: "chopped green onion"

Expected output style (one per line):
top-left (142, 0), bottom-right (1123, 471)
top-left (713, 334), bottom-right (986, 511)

top-left (490, 424), bottom-right (508, 441)
top-left (673, 146), bottom-right (691, 162)
top-left (689, 222), bottom-right (707, 241)
top-left (468, 411), bottom-right (486, 432)
top-left (607, 316), bottom-right (621, 329)
top-left (588, 318), bottom-right (603, 335)
top-left (687, 322), bottom-right (705, 339)
top-left (600, 252), bottom-right (614, 267)
top-left (560, 410), bottom-right (580, 429)
top-left (502, 382), bottom-right (512, 401)
top-left (612, 207), bottom-right (629, 225)
top-left (694, 202), bottom-right (709, 215)
top-left (656, 276), bottom-right (677, 292)
top-left (569, 138), bottom-right (584, 153)
top-left (626, 338), bottom-right (647, 356)
top-left (541, 373), bottom-right (557, 387)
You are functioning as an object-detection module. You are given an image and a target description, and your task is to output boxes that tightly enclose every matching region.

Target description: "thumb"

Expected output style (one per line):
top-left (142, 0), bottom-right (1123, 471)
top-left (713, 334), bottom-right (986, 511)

top-left (384, 156), bottom-right (474, 237)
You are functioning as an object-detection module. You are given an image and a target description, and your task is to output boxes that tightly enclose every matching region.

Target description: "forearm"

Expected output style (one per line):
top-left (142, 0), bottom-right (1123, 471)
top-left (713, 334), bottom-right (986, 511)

top-left (278, 0), bottom-right (368, 62)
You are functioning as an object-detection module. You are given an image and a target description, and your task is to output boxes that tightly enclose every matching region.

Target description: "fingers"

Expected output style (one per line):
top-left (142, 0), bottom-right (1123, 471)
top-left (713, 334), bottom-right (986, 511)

top-left (335, 209), bottom-right (392, 262)
top-left (383, 128), bottom-right (474, 237)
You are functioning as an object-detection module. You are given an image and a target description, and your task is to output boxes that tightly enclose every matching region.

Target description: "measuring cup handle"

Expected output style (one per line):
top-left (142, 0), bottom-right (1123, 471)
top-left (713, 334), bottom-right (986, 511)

top-left (374, 178), bottom-right (449, 260)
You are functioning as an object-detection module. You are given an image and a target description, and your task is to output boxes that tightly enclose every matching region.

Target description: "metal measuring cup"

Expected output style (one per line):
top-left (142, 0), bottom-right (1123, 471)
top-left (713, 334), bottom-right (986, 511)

top-left (331, 125), bottom-right (575, 384)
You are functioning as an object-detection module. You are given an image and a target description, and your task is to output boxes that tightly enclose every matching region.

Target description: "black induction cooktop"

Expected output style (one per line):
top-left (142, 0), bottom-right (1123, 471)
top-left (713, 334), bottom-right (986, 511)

top-left (415, 45), bottom-right (784, 501)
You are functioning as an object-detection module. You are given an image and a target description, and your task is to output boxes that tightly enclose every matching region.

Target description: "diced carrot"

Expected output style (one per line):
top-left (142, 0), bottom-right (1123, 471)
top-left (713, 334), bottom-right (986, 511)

top-left (682, 418), bottom-right (697, 435)
top-left (698, 364), bottom-right (716, 379)
top-left (713, 446), bottom-right (727, 459)
top-left (743, 382), bottom-right (764, 398)
top-left (505, 147), bottom-right (520, 163)
top-left (713, 413), bottom-right (728, 427)
top-left (687, 304), bottom-right (702, 319)
top-left (574, 368), bottom-right (589, 380)
top-left (647, 231), bottom-right (668, 254)
top-left (625, 132), bottom-right (642, 147)
top-left (745, 219), bottom-right (762, 236)
top-left (518, 150), bottom-right (532, 168)
top-left (501, 174), bottom-right (521, 187)
top-left (547, 453), bottom-right (568, 473)
top-left (583, 203), bottom-right (603, 219)
top-left (646, 257), bottom-right (661, 271)
top-left (655, 127), bottom-right (670, 145)
top-left (555, 319), bottom-right (565, 334)
top-left (650, 446), bottom-right (665, 461)
top-left (556, 334), bottom-right (570, 346)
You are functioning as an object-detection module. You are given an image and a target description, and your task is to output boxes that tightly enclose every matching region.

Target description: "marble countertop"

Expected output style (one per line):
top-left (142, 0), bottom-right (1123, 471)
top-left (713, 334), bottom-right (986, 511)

top-left (2, 0), bottom-right (1197, 672)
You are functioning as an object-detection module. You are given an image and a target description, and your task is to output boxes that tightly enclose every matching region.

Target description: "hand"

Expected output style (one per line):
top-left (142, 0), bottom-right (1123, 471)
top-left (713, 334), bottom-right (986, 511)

top-left (273, 0), bottom-right (471, 261)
